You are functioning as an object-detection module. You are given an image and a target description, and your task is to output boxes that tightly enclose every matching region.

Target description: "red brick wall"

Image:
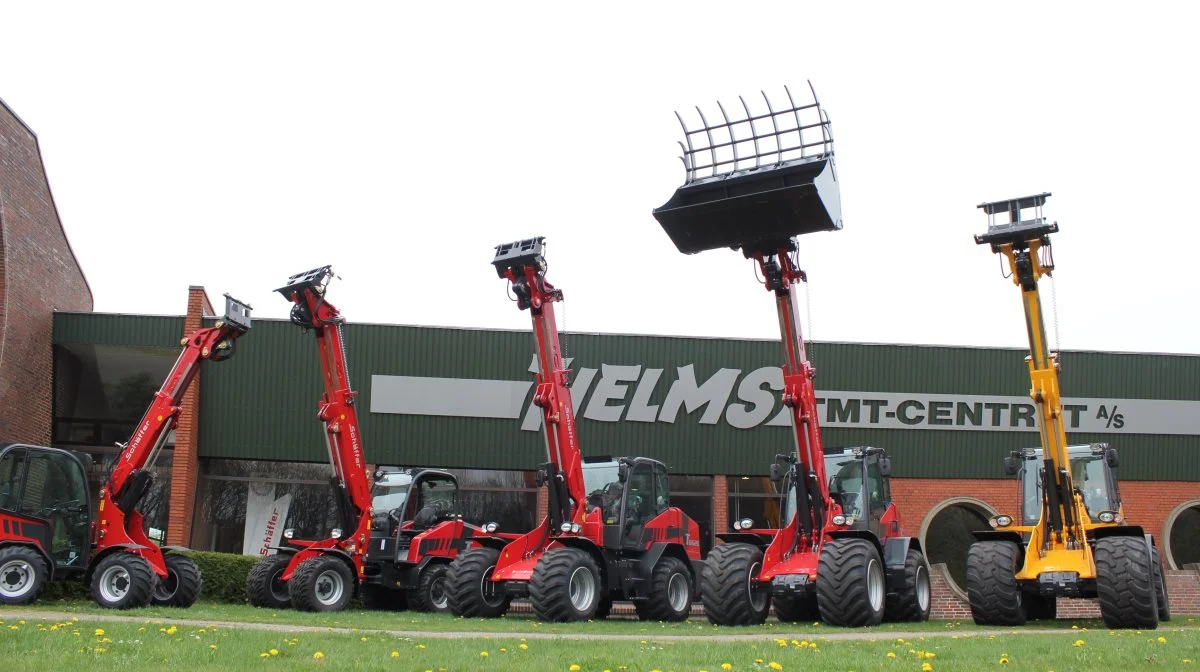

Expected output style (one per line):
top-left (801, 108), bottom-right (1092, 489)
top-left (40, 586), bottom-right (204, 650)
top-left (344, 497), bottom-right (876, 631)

top-left (712, 474), bottom-right (728, 534)
top-left (167, 287), bottom-right (213, 546)
top-left (0, 98), bottom-right (93, 444)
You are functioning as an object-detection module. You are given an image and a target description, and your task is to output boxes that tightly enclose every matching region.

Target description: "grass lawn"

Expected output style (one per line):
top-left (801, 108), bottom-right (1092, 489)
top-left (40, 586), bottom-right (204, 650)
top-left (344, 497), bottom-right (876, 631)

top-left (9, 599), bottom-right (1193, 637)
top-left (1, 612), bottom-right (1198, 672)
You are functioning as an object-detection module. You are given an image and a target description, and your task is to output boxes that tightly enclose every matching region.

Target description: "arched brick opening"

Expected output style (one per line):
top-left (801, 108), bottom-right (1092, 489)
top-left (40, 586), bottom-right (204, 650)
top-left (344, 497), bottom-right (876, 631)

top-left (919, 497), bottom-right (996, 597)
top-left (1164, 499), bottom-right (1200, 571)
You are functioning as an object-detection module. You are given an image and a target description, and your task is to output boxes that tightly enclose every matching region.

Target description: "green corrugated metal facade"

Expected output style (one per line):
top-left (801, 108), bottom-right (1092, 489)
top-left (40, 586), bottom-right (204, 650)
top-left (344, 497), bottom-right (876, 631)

top-left (53, 312), bottom-right (1200, 480)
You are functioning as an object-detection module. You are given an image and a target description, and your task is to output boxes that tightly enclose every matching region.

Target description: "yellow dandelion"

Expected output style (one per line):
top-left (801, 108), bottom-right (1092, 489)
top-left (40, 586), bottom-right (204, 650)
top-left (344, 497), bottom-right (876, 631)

top-left (721, 667), bottom-right (732, 672)
top-left (1071, 625), bottom-right (1078, 630)
top-left (768, 663), bottom-right (783, 671)
top-left (50, 625), bottom-right (59, 631)
top-left (167, 626), bottom-right (177, 635)
top-left (999, 656), bottom-right (1009, 665)
top-left (1073, 640), bottom-right (1084, 647)
top-left (808, 642), bottom-right (816, 650)
top-left (896, 638), bottom-right (905, 644)
top-left (260, 653), bottom-right (270, 658)
top-left (887, 652), bottom-right (896, 659)
top-left (481, 651), bottom-right (489, 658)
top-left (921, 664), bottom-right (933, 672)
top-left (500, 648), bottom-right (508, 653)
top-left (94, 629), bottom-right (105, 636)
top-left (361, 637), bottom-right (368, 642)
top-left (755, 659), bottom-right (765, 665)
top-left (416, 644), bottom-right (426, 650)
top-left (925, 652), bottom-right (936, 659)
top-left (313, 651), bottom-right (325, 659)
top-left (95, 648), bottom-right (106, 654)
top-left (6, 626), bottom-right (17, 631)
top-left (391, 651), bottom-right (400, 658)
top-left (18, 621), bottom-right (24, 625)
top-left (270, 649), bottom-right (279, 656)
top-left (210, 645), bottom-right (217, 651)
top-left (570, 666), bottom-right (582, 672)
top-left (519, 644), bottom-right (529, 651)
top-left (1157, 636), bottom-right (1167, 643)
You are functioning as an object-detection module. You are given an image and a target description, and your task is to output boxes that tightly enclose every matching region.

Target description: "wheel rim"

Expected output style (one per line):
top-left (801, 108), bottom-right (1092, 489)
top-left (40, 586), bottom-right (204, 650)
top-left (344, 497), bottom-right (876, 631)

top-left (98, 564), bottom-right (132, 604)
top-left (154, 568), bottom-right (179, 601)
top-left (747, 561), bottom-right (767, 612)
top-left (866, 558), bottom-right (885, 612)
top-left (568, 566), bottom-right (596, 611)
top-left (480, 564), bottom-right (505, 608)
top-left (270, 567), bottom-right (290, 602)
top-left (667, 572), bottom-right (689, 612)
top-left (916, 566), bottom-right (931, 612)
top-left (0, 559), bottom-right (34, 598)
top-left (313, 568), bottom-right (345, 606)
top-left (429, 576), bottom-right (448, 610)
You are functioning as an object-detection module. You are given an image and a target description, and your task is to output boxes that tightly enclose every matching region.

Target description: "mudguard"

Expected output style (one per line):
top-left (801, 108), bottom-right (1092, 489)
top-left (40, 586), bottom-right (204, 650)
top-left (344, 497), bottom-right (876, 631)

top-left (970, 530), bottom-right (1025, 545)
top-left (882, 536), bottom-right (922, 571)
top-left (1090, 524), bottom-right (1146, 541)
top-left (714, 532), bottom-right (771, 549)
top-left (0, 540), bottom-right (56, 582)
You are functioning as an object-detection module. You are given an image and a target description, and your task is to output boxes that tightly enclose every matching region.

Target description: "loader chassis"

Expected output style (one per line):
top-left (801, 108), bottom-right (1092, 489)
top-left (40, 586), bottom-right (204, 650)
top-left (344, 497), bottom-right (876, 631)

top-left (0, 295), bottom-right (252, 608)
top-left (965, 194), bottom-right (1168, 629)
top-left (246, 267), bottom-right (498, 614)
top-left (445, 237), bottom-right (703, 623)
top-left (650, 84), bottom-right (929, 627)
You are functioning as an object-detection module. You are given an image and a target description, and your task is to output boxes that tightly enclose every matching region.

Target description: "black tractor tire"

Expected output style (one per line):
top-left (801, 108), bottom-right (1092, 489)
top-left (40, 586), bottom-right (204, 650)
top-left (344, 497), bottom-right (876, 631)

top-left (594, 597), bottom-right (613, 620)
top-left (0, 546), bottom-right (49, 606)
top-left (817, 538), bottom-right (887, 627)
top-left (445, 547), bottom-right (511, 618)
top-left (965, 540), bottom-right (1026, 626)
top-left (247, 554), bottom-right (294, 609)
top-left (634, 555), bottom-right (693, 622)
top-left (360, 584), bottom-right (408, 611)
top-left (1023, 592), bottom-right (1057, 621)
top-left (410, 563), bottom-right (451, 613)
top-left (699, 543), bottom-right (770, 626)
top-left (89, 552), bottom-right (157, 610)
top-left (529, 547), bottom-right (602, 622)
top-left (151, 554), bottom-right (202, 608)
top-left (1151, 546), bottom-right (1171, 622)
top-left (1095, 536), bottom-right (1158, 629)
top-left (288, 555), bottom-right (355, 612)
top-left (884, 548), bottom-right (932, 622)
top-left (773, 594), bottom-right (820, 623)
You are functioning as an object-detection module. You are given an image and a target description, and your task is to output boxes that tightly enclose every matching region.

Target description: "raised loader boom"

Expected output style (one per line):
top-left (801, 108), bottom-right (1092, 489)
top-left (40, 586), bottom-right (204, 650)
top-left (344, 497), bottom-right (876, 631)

top-left (974, 194), bottom-right (1081, 549)
top-left (492, 238), bottom-right (587, 533)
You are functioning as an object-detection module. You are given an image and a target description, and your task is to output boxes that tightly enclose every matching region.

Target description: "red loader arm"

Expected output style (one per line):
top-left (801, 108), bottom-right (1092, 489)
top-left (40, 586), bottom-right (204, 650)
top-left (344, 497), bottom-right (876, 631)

top-left (96, 295), bottom-right (252, 575)
top-left (492, 238), bottom-right (587, 533)
top-left (275, 266), bottom-right (372, 578)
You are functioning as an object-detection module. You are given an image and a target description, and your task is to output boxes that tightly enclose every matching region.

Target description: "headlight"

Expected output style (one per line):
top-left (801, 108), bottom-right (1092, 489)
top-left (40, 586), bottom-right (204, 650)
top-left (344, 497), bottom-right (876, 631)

top-left (738, 518), bottom-right (754, 531)
top-left (331, 528), bottom-right (343, 539)
top-left (560, 522), bottom-right (573, 533)
top-left (832, 514), bottom-right (846, 526)
top-left (483, 522), bottom-right (499, 533)
top-left (1098, 511), bottom-right (1116, 523)
top-left (990, 515), bottom-right (1013, 528)
top-left (283, 528), bottom-right (295, 539)
top-left (570, 523), bottom-right (582, 534)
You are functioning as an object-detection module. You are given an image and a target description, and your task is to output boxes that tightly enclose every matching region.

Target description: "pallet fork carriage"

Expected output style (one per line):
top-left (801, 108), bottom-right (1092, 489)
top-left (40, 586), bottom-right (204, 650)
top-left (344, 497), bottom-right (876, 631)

top-left (247, 266), bottom-right (509, 613)
top-left (444, 237), bottom-right (704, 623)
top-left (651, 83), bottom-right (930, 627)
top-left (965, 194), bottom-right (1169, 629)
top-left (1, 294), bottom-right (252, 608)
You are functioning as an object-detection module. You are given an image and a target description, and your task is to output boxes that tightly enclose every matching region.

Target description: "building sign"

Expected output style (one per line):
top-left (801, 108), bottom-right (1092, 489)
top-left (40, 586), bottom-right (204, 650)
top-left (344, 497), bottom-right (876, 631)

top-left (243, 482), bottom-right (292, 557)
top-left (369, 358), bottom-right (1200, 436)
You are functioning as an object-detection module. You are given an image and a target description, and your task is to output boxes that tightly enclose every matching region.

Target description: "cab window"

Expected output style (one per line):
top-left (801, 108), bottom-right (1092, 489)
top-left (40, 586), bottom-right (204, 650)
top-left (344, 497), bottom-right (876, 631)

top-left (0, 447), bottom-right (27, 511)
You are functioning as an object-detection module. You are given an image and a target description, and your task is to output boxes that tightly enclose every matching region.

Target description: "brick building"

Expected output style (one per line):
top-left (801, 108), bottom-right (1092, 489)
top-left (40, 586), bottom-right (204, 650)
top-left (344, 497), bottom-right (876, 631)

top-left (4, 95), bottom-right (1199, 617)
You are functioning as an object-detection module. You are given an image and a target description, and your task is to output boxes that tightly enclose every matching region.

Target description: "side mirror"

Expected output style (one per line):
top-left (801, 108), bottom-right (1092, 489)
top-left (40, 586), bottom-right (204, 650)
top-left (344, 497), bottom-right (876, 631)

top-left (1105, 448), bottom-right (1119, 469)
top-left (769, 463), bottom-right (782, 483)
top-left (618, 462), bottom-right (629, 483)
top-left (1003, 455), bottom-right (1019, 476)
top-left (878, 457), bottom-right (892, 478)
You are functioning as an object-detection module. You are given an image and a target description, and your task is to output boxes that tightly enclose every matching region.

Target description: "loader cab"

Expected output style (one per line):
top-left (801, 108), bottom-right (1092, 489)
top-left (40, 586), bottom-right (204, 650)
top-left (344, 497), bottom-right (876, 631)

top-left (370, 468), bottom-right (460, 542)
top-left (1013, 444), bottom-right (1122, 526)
top-left (583, 456), bottom-right (670, 549)
top-left (0, 443), bottom-right (93, 574)
top-left (821, 447), bottom-right (892, 536)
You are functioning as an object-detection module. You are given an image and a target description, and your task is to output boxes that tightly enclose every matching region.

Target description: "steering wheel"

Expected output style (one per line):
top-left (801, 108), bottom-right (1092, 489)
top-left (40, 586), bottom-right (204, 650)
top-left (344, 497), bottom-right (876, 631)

top-left (36, 499), bottom-right (83, 518)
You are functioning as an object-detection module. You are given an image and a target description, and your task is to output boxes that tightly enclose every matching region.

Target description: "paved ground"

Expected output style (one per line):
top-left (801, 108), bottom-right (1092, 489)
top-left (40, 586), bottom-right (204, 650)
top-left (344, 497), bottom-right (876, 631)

top-left (0, 609), bottom-right (1100, 642)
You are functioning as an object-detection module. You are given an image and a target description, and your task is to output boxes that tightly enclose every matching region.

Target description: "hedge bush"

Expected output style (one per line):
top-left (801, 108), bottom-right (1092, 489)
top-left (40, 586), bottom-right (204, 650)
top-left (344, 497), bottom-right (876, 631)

top-left (181, 550), bottom-right (260, 604)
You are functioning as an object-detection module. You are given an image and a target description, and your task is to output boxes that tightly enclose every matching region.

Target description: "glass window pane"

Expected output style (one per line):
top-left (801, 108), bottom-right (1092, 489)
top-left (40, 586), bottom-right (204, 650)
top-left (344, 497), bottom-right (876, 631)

top-left (669, 474), bottom-right (713, 494)
top-left (727, 476), bottom-right (779, 496)
top-left (0, 447), bottom-right (27, 511)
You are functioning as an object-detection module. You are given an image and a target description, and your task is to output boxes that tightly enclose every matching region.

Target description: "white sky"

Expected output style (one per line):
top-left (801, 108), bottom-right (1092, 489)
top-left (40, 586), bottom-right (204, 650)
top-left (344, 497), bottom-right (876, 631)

top-left (2, 2), bottom-right (1197, 355)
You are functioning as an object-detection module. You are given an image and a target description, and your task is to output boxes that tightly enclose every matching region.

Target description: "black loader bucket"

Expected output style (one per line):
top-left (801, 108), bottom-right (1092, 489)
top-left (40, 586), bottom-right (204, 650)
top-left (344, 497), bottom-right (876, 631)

top-left (651, 83), bottom-right (842, 255)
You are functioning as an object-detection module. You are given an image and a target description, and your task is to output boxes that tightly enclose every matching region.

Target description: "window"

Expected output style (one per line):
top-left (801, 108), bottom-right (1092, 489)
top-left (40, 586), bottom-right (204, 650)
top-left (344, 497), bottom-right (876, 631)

top-left (0, 447), bottom-right (28, 511)
top-left (727, 476), bottom-right (782, 529)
